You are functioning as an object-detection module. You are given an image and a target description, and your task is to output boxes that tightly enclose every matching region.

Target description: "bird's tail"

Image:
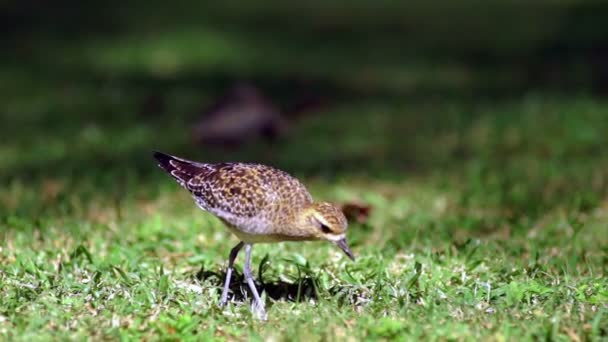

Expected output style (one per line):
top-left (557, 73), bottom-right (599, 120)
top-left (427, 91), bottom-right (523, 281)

top-left (153, 151), bottom-right (208, 186)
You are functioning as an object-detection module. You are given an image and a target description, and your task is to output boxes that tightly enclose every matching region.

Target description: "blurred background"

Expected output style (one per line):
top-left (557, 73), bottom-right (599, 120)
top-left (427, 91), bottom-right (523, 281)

top-left (2, 3), bottom-right (608, 338)
top-left (1, 0), bottom-right (608, 221)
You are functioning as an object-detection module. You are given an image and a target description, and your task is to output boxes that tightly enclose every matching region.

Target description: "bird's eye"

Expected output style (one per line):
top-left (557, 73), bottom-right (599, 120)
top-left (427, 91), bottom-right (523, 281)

top-left (312, 216), bottom-right (332, 234)
top-left (320, 223), bottom-right (332, 234)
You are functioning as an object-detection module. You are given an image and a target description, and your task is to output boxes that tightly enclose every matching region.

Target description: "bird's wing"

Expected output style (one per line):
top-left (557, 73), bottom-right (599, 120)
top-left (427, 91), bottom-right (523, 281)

top-left (186, 163), bottom-right (267, 220)
top-left (154, 152), bottom-right (313, 228)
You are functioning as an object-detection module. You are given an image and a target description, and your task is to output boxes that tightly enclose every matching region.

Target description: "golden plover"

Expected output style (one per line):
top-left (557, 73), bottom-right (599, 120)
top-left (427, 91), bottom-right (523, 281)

top-left (153, 151), bottom-right (355, 318)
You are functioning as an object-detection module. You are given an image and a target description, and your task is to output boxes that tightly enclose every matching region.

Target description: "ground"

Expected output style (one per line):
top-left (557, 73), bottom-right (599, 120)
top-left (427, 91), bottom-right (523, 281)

top-left (1, 9), bottom-right (608, 340)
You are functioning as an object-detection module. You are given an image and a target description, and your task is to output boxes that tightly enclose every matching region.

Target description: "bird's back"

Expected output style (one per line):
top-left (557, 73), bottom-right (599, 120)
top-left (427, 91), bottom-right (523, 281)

top-left (154, 152), bottom-right (313, 235)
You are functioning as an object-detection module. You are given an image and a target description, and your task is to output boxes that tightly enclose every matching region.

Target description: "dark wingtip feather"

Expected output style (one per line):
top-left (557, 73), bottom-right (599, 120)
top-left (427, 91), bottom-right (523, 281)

top-left (153, 151), bottom-right (176, 173)
top-left (152, 151), bottom-right (210, 187)
top-left (153, 150), bottom-right (169, 161)
top-left (152, 150), bottom-right (184, 179)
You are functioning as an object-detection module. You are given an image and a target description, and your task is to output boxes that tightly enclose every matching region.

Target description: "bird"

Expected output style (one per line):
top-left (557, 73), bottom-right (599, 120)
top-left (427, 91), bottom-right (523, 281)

top-left (153, 151), bottom-right (355, 318)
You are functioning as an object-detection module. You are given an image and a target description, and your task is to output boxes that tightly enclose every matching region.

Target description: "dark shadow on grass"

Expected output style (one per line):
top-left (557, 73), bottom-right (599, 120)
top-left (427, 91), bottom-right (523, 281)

top-left (195, 267), bottom-right (368, 307)
top-left (193, 255), bottom-right (372, 306)
top-left (195, 266), bottom-right (318, 303)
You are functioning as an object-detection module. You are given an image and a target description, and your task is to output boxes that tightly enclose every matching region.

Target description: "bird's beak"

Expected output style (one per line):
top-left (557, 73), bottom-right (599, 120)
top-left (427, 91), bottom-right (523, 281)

top-left (335, 238), bottom-right (355, 261)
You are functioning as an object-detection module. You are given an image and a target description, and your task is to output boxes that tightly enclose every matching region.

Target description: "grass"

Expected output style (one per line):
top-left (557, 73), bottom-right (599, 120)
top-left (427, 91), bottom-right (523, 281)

top-left (1, 8), bottom-right (608, 340)
top-left (1, 94), bottom-right (607, 340)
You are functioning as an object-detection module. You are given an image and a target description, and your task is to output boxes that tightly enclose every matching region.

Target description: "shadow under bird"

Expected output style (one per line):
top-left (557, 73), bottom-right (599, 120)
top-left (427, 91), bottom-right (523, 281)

top-left (153, 151), bottom-right (355, 319)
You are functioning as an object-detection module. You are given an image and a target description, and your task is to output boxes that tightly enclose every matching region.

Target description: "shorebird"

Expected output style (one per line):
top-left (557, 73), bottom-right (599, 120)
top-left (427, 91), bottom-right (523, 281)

top-left (153, 151), bottom-right (355, 318)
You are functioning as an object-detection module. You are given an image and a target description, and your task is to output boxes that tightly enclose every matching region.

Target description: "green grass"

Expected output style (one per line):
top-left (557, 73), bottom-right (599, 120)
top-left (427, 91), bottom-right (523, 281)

top-left (1, 94), bottom-right (607, 340)
top-left (1, 10), bottom-right (608, 340)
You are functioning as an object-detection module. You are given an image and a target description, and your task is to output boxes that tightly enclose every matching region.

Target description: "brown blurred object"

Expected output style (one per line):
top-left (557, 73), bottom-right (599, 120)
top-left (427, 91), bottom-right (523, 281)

top-left (192, 83), bottom-right (288, 147)
top-left (42, 179), bottom-right (63, 202)
top-left (341, 202), bottom-right (373, 224)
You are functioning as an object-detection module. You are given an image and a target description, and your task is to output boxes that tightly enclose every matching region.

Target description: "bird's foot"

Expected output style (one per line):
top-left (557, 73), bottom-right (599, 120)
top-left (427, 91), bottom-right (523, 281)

top-left (252, 302), bottom-right (267, 321)
top-left (218, 297), bottom-right (228, 307)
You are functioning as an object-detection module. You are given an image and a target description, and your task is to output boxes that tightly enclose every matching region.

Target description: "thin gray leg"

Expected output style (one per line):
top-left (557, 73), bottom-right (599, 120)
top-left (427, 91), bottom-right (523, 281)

top-left (244, 244), bottom-right (267, 319)
top-left (219, 241), bottom-right (244, 306)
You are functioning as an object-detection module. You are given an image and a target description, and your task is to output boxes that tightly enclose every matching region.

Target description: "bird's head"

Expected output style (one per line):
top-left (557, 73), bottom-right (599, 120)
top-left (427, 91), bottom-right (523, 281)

top-left (295, 202), bottom-right (355, 261)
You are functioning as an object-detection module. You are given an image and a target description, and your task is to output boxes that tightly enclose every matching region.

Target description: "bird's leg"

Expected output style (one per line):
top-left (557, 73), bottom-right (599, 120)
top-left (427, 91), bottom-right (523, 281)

top-left (244, 243), bottom-right (267, 319)
top-left (219, 241), bottom-right (244, 306)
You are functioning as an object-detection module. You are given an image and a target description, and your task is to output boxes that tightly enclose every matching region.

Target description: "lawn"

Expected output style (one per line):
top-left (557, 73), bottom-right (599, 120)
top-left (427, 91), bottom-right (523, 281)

top-left (1, 4), bottom-right (608, 340)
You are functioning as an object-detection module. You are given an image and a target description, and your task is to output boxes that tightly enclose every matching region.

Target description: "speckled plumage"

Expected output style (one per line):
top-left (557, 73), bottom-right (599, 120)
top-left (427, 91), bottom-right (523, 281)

top-left (153, 151), bottom-right (354, 318)
top-left (154, 152), bottom-right (324, 241)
